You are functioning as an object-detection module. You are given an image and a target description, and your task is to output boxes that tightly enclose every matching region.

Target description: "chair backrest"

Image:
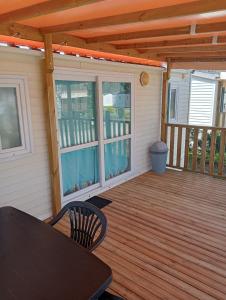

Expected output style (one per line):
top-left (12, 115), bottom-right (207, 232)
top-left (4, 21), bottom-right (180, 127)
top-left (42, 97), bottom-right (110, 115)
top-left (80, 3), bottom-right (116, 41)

top-left (49, 201), bottom-right (107, 252)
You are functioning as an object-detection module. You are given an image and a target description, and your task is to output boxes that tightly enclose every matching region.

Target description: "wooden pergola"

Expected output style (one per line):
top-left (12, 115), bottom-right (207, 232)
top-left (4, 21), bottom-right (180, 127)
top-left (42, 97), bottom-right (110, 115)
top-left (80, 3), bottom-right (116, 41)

top-left (1, 0), bottom-right (226, 214)
top-left (1, 1), bottom-right (226, 64)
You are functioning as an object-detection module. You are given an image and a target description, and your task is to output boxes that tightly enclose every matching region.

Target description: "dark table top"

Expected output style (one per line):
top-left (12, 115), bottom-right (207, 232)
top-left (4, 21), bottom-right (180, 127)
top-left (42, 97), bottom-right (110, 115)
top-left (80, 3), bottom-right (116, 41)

top-left (0, 206), bottom-right (112, 300)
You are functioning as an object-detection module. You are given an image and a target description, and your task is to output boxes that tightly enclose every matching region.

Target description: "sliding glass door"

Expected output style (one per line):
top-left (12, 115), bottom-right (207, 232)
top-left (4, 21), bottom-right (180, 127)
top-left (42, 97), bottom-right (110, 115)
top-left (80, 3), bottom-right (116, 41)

top-left (102, 81), bottom-right (132, 180)
top-left (55, 72), bottom-right (133, 201)
top-left (55, 78), bottom-right (99, 198)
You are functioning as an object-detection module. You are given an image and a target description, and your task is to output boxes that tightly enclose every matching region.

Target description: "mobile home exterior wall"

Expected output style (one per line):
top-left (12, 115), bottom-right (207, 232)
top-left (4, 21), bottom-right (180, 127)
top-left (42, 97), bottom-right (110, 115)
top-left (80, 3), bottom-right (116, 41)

top-left (0, 47), bottom-right (162, 219)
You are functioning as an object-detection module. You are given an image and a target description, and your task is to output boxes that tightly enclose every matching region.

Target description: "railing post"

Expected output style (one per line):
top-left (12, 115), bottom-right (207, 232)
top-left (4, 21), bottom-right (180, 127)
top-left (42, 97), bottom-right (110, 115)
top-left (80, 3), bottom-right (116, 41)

top-left (44, 33), bottom-right (61, 215)
top-left (209, 129), bottom-right (216, 176)
top-left (218, 129), bottom-right (226, 176)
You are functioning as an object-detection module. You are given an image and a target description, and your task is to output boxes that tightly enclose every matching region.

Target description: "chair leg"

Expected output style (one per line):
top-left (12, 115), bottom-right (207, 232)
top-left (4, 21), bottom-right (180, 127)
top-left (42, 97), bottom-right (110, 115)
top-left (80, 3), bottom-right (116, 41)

top-left (98, 290), bottom-right (124, 300)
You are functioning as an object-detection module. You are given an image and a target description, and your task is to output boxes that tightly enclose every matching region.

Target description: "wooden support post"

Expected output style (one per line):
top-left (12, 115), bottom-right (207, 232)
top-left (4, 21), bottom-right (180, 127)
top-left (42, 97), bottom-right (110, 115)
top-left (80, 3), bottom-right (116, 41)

top-left (161, 72), bottom-right (168, 142)
top-left (161, 60), bottom-right (171, 143)
top-left (44, 33), bottom-right (61, 215)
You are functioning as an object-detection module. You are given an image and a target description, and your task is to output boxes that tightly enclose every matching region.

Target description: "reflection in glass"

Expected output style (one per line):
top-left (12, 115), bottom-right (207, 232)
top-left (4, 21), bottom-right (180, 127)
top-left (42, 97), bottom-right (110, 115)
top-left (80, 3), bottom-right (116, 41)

top-left (61, 146), bottom-right (99, 196)
top-left (105, 139), bottom-right (131, 180)
top-left (56, 81), bottom-right (97, 148)
top-left (0, 87), bottom-right (21, 150)
top-left (103, 82), bottom-right (131, 139)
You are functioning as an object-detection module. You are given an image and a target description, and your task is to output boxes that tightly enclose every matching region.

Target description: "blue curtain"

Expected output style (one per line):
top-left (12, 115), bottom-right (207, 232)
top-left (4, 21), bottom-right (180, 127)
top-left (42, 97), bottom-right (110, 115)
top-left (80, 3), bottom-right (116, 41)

top-left (105, 139), bottom-right (131, 180)
top-left (61, 146), bottom-right (99, 196)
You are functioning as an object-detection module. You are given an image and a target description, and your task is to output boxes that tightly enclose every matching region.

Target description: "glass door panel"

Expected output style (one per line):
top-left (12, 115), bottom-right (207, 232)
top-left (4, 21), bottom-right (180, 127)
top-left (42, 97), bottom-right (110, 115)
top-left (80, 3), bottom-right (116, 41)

top-left (56, 80), bottom-right (99, 197)
top-left (105, 139), bottom-right (131, 180)
top-left (102, 82), bottom-right (131, 139)
top-left (61, 146), bottom-right (99, 196)
top-left (56, 80), bottom-right (97, 148)
top-left (102, 81), bottom-right (132, 180)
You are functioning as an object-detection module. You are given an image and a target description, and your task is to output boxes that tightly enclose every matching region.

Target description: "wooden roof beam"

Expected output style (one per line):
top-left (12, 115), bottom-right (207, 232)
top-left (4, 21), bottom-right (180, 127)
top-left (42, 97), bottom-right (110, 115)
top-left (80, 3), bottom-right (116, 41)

top-left (116, 36), bottom-right (226, 50)
top-left (0, 23), bottom-right (162, 62)
top-left (0, 23), bottom-right (43, 41)
top-left (170, 57), bottom-right (226, 62)
top-left (87, 26), bottom-right (191, 44)
top-left (86, 21), bottom-right (226, 44)
top-left (41, 0), bottom-right (226, 33)
top-left (0, 0), bottom-right (104, 23)
top-left (144, 44), bottom-right (226, 54)
top-left (160, 51), bottom-right (226, 59)
top-left (52, 33), bottom-right (162, 61)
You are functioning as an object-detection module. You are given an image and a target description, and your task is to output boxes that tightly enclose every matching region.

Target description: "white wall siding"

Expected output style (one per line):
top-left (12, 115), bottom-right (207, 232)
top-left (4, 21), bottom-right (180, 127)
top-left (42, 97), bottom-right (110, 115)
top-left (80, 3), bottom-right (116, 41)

top-left (169, 70), bottom-right (191, 124)
top-left (0, 47), bottom-right (162, 219)
top-left (189, 76), bottom-right (217, 126)
top-left (0, 49), bottom-right (52, 219)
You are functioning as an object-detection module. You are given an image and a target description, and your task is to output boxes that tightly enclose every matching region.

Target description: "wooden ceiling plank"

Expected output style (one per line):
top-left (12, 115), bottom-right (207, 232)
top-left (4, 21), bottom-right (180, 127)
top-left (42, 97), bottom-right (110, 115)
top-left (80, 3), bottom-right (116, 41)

top-left (0, 0), bottom-right (104, 23)
top-left (41, 0), bottom-right (226, 33)
top-left (86, 21), bottom-right (226, 44)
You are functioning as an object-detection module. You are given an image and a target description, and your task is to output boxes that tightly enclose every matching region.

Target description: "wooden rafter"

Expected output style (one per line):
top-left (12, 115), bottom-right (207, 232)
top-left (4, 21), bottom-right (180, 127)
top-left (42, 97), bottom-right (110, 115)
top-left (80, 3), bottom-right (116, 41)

top-left (170, 57), bottom-right (226, 62)
top-left (116, 36), bottom-right (226, 50)
top-left (87, 26), bottom-right (191, 44)
top-left (86, 21), bottom-right (226, 44)
top-left (162, 51), bottom-right (226, 61)
top-left (0, 0), bottom-right (104, 23)
top-left (52, 33), bottom-right (161, 61)
top-left (144, 44), bottom-right (226, 54)
top-left (159, 51), bottom-right (226, 58)
top-left (41, 0), bottom-right (226, 33)
top-left (0, 23), bottom-right (43, 41)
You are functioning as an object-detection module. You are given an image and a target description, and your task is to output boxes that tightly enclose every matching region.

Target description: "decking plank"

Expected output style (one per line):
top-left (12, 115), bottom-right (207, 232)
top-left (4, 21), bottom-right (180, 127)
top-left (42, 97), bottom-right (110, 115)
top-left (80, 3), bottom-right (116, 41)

top-left (56, 170), bottom-right (226, 299)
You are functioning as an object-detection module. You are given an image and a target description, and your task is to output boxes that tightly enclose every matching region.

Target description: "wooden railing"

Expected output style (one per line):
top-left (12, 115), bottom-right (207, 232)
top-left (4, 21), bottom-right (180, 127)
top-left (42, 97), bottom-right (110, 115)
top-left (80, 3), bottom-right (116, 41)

top-left (165, 123), bottom-right (226, 177)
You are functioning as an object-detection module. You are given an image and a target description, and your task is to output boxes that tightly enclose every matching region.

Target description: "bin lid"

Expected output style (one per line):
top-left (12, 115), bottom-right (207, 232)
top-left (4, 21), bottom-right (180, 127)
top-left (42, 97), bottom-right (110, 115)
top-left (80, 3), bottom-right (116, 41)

top-left (150, 141), bottom-right (168, 153)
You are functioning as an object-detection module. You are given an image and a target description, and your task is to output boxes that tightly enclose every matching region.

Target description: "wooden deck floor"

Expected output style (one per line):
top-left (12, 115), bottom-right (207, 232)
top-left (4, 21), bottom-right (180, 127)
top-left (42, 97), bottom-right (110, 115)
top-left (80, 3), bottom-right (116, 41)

top-left (57, 170), bottom-right (226, 300)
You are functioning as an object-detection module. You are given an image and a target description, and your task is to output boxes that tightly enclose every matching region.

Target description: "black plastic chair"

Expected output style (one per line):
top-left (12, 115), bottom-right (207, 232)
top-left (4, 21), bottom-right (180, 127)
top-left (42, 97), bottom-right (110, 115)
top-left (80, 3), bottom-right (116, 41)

top-left (49, 201), bottom-right (107, 252)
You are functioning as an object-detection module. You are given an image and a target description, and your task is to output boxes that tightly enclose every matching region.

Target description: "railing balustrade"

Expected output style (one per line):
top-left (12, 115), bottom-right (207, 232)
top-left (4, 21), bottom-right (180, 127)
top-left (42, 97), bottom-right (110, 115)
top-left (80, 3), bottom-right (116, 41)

top-left (165, 123), bottom-right (226, 177)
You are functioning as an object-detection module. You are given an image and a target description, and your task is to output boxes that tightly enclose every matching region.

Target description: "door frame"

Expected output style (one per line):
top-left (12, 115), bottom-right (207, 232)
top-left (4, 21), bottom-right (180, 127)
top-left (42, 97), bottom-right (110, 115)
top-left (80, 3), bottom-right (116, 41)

top-left (54, 67), bottom-right (135, 205)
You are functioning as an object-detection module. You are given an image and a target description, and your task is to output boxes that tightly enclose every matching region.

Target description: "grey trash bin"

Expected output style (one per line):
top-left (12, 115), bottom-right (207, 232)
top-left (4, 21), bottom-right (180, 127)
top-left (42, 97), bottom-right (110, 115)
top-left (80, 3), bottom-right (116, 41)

top-left (150, 141), bottom-right (168, 174)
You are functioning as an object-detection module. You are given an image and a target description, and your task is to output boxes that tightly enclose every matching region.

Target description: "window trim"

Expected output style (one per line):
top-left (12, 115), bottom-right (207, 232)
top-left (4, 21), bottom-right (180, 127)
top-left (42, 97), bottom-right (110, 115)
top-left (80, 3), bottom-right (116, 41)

top-left (0, 76), bottom-right (32, 161)
top-left (168, 86), bottom-right (178, 123)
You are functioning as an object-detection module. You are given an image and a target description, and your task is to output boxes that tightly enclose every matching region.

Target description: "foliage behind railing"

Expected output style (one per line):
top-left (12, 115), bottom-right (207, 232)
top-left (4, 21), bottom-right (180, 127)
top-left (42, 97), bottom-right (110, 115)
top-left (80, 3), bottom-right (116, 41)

top-left (165, 123), bottom-right (226, 177)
